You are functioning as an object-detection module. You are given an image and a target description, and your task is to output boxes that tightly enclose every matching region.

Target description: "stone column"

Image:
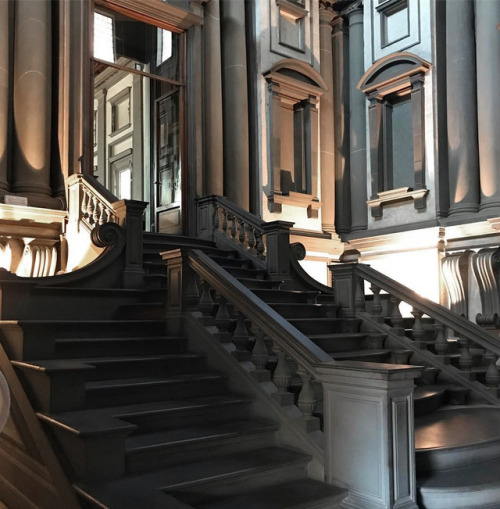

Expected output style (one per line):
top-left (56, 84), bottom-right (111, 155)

top-left (446, 0), bottom-right (480, 216)
top-left (346, 2), bottom-right (367, 232)
top-left (12, 0), bottom-right (53, 201)
top-left (221, 0), bottom-right (250, 210)
top-left (204, 0), bottom-right (224, 197)
top-left (319, 6), bottom-right (336, 235)
top-left (332, 16), bottom-right (351, 234)
top-left (476, 0), bottom-right (500, 212)
top-left (0, 0), bottom-right (9, 194)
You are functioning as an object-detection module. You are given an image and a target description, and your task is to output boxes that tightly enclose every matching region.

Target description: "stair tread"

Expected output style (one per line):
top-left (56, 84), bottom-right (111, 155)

top-left (40, 395), bottom-right (250, 432)
top-left (414, 386), bottom-right (447, 401)
top-left (126, 419), bottom-right (278, 452)
top-left (330, 349), bottom-right (390, 359)
top-left (75, 353), bottom-right (203, 364)
top-left (196, 478), bottom-right (347, 509)
top-left (415, 407), bottom-right (500, 451)
top-left (56, 335), bottom-right (185, 344)
top-left (86, 372), bottom-right (226, 391)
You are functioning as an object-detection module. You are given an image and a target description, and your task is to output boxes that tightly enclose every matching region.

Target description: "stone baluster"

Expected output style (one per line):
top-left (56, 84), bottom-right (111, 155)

top-left (230, 215), bottom-right (237, 239)
top-left (390, 296), bottom-right (404, 331)
top-left (251, 328), bottom-right (269, 381)
top-left (214, 296), bottom-right (231, 334)
top-left (81, 190), bottom-right (89, 220)
top-left (485, 353), bottom-right (500, 392)
top-left (198, 280), bottom-right (215, 316)
top-left (458, 334), bottom-right (473, 373)
top-left (212, 204), bottom-right (220, 231)
top-left (87, 195), bottom-right (95, 224)
top-left (297, 367), bottom-right (320, 432)
top-left (222, 209), bottom-right (228, 235)
top-left (247, 227), bottom-right (256, 254)
top-left (238, 219), bottom-right (245, 244)
top-left (273, 345), bottom-right (292, 395)
top-left (355, 276), bottom-right (365, 312)
top-left (370, 284), bottom-right (383, 322)
top-left (434, 322), bottom-right (449, 356)
top-left (255, 231), bottom-right (265, 257)
top-left (411, 308), bottom-right (426, 349)
top-left (232, 311), bottom-right (250, 352)
top-left (93, 199), bottom-right (100, 225)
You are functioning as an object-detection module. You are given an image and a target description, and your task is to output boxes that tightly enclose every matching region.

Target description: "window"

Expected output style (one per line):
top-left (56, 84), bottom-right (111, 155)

top-left (358, 52), bottom-right (431, 218)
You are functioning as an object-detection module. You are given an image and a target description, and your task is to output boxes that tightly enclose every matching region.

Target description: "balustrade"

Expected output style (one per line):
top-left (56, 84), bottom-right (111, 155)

top-left (329, 262), bottom-right (500, 401)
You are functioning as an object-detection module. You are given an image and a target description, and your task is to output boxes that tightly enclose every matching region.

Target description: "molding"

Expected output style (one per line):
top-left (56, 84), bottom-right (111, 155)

top-left (95, 0), bottom-right (203, 32)
top-left (367, 187), bottom-right (429, 218)
top-left (268, 192), bottom-right (322, 218)
top-left (277, 0), bottom-right (309, 21)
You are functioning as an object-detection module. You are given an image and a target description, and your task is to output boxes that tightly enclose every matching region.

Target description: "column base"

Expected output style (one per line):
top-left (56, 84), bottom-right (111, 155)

top-left (448, 203), bottom-right (479, 216)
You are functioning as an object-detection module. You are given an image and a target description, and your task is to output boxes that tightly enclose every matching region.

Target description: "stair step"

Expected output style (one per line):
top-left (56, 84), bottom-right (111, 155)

top-left (162, 447), bottom-right (311, 499)
top-left (415, 407), bottom-right (500, 473)
top-left (196, 478), bottom-right (347, 509)
top-left (126, 420), bottom-right (278, 472)
top-left (209, 255), bottom-right (251, 268)
top-left (414, 386), bottom-right (447, 416)
top-left (252, 289), bottom-right (319, 303)
top-left (221, 266), bottom-right (267, 279)
top-left (70, 353), bottom-right (207, 381)
top-left (308, 332), bottom-right (380, 353)
top-left (269, 303), bottom-right (339, 319)
top-left (55, 336), bottom-right (188, 358)
top-left (85, 372), bottom-right (228, 408)
top-left (237, 277), bottom-right (282, 290)
top-left (115, 302), bottom-right (166, 319)
top-left (418, 457), bottom-right (500, 509)
top-left (143, 261), bottom-right (167, 275)
top-left (288, 317), bottom-right (361, 335)
top-left (143, 233), bottom-right (217, 249)
top-left (329, 348), bottom-right (391, 362)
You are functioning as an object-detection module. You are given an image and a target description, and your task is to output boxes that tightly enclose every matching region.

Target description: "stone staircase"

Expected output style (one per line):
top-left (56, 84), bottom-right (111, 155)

top-left (167, 235), bottom-right (500, 509)
top-left (0, 233), bottom-right (346, 509)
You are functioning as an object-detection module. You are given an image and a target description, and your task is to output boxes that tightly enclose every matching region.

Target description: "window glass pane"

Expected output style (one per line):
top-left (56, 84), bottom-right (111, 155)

top-left (391, 97), bottom-right (414, 189)
top-left (93, 10), bottom-right (179, 82)
top-left (119, 168), bottom-right (132, 199)
top-left (94, 12), bottom-right (115, 62)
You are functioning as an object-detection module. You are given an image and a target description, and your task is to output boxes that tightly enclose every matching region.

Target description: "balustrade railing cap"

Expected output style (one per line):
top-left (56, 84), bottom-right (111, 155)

top-left (262, 220), bottom-right (295, 231)
top-left (315, 360), bottom-right (423, 382)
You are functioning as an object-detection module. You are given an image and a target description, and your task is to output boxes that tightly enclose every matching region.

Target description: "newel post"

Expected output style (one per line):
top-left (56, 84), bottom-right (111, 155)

top-left (162, 249), bottom-right (199, 315)
top-left (316, 361), bottom-right (421, 509)
top-left (328, 263), bottom-right (360, 317)
top-left (196, 195), bottom-right (217, 241)
top-left (262, 220), bottom-right (294, 280)
top-left (121, 200), bottom-right (147, 289)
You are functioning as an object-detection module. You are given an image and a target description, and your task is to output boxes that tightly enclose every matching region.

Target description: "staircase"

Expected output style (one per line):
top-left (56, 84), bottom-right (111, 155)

top-left (0, 233), bottom-right (346, 509)
top-left (3, 225), bottom-right (500, 508)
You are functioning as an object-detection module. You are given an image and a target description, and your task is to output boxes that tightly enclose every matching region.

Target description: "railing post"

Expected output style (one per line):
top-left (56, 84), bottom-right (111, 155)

top-left (262, 221), bottom-right (294, 280)
top-left (328, 263), bottom-right (358, 317)
top-left (121, 200), bottom-right (147, 289)
top-left (316, 361), bottom-right (421, 509)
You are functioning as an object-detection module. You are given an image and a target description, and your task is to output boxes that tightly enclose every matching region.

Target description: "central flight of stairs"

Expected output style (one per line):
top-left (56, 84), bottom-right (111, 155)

top-left (1, 233), bottom-right (346, 509)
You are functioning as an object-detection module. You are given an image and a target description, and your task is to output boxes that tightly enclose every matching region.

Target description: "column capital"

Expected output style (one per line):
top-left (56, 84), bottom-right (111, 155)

top-left (319, 3), bottom-right (335, 24)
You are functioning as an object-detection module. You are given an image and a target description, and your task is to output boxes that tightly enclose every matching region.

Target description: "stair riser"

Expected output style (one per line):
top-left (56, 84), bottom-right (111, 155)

top-left (418, 485), bottom-right (500, 509)
top-left (416, 439), bottom-right (500, 474)
top-left (223, 267), bottom-right (267, 279)
top-left (114, 305), bottom-right (166, 320)
top-left (252, 290), bottom-right (318, 304)
top-left (332, 352), bottom-right (390, 363)
top-left (122, 402), bottom-right (250, 433)
top-left (50, 322), bottom-right (168, 339)
top-left (85, 357), bottom-right (207, 381)
top-left (270, 304), bottom-right (339, 319)
top-left (311, 337), bottom-right (367, 352)
top-left (208, 257), bottom-right (251, 268)
top-left (414, 393), bottom-right (446, 417)
top-left (86, 378), bottom-right (227, 409)
top-left (55, 338), bottom-right (188, 359)
top-left (239, 279), bottom-right (282, 290)
top-left (127, 432), bottom-right (276, 474)
top-left (289, 319), bottom-right (361, 335)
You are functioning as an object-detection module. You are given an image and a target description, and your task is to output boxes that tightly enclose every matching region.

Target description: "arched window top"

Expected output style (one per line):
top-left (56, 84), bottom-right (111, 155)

top-left (264, 59), bottom-right (327, 99)
top-left (358, 52), bottom-right (431, 95)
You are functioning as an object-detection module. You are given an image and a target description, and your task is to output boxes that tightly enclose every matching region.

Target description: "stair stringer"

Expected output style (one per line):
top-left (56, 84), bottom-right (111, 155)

top-left (0, 343), bottom-right (80, 509)
top-left (182, 311), bottom-right (326, 481)
top-left (359, 311), bottom-right (500, 406)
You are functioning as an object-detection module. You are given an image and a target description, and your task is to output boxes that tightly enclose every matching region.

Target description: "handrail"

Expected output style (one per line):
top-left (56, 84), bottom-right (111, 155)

top-left (188, 249), bottom-right (331, 369)
top-left (354, 263), bottom-right (500, 356)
